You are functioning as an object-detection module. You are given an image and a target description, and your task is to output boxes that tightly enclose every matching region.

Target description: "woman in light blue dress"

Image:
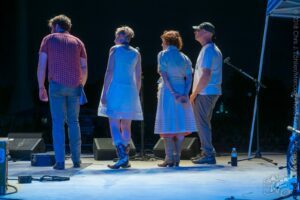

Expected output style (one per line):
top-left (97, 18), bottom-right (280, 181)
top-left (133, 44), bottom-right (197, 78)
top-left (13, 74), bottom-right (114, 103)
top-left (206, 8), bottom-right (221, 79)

top-left (155, 30), bottom-right (197, 167)
top-left (98, 26), bottom-right (143, 169)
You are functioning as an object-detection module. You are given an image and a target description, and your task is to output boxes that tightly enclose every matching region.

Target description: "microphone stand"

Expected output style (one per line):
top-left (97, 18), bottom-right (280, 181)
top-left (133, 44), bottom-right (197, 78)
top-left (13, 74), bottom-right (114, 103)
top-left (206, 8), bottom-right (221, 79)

top-left (129, 47), bottom-right (161, 161)
top-left (224, 58), bottom-right (266, 89)
top-left (225, 58), bottom-right (277, 166)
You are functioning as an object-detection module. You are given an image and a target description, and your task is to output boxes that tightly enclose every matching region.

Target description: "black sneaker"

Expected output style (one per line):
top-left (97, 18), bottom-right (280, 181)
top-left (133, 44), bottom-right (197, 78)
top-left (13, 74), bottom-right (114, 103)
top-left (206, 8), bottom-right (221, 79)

top-left (53, 162), bottom-right (65, 170)
top-left (192, 156), bottom-right (216, 164)
top-left (73, 162), bottom-right (81, 168)
top-left (73, 160), bottom-right (82, 168)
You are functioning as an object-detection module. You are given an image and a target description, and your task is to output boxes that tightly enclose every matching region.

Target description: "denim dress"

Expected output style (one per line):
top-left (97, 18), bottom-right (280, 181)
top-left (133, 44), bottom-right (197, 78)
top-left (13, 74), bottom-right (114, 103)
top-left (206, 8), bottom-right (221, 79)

top-left (154, 46), bottom-right (197, 134)
top-left (98, 45), bottom-right (143, 120)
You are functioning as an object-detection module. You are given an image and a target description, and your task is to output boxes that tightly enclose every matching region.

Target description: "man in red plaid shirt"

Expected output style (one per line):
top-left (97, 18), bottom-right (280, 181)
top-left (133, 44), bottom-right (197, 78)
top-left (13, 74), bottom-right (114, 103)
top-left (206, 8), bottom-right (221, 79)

top-left (37, 14), bottom-right (88, 170)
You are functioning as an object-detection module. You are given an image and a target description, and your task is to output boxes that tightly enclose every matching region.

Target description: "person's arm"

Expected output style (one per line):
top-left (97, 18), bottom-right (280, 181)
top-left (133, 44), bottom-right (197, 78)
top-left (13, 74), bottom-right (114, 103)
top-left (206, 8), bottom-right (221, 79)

top-left (190, 68), bottom-right (211, 103)
top-left (193, 68), bottom-right (211, 94)
top-left (80, 43), bottom-right (88, 86)
top-left (135, 53), bottom-right (142, 92)
top-left (160, 71), bottom-right (177, 96)
top-left (101, 47), bottom-right (116, 105)
top-left (185, 73), bottom-right (193, 95)
top-left (190, 47), bottom-right (214, 103)
top-left (178, 72), bottom-right (193, 103)
top-left (184, 57), bottom-right (193, 96)
top-left (81, 58), bottom-right (88, 86)
top-left (157, 52), bottom-right (180, 99)
top-left (37, 52), bottom-right (48, 102)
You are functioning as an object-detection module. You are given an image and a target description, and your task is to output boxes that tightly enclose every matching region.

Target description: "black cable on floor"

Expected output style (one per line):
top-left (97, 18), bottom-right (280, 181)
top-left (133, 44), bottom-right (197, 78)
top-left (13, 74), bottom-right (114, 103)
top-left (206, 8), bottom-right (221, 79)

top-left (4, 184), bottom-right (18, 195)
top-left (9, 175), bottom-right (70, 183)
top-left (38, 175), bottom-right (70, 182)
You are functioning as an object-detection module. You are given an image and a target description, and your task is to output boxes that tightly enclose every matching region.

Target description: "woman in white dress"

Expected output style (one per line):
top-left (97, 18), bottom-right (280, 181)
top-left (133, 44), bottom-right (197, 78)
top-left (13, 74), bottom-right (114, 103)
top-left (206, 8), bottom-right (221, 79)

top-left (155, 30), bottom-right (197, 167)
top-left (98, 26), bottom-right (143, 169)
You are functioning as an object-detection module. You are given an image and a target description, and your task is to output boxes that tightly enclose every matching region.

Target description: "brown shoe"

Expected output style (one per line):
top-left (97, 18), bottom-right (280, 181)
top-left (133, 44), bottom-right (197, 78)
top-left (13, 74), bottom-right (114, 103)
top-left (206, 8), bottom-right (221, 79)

top-left (158, 161), bottom-right (174, 167)
top-left (158, 137), bottom-right (175, 168)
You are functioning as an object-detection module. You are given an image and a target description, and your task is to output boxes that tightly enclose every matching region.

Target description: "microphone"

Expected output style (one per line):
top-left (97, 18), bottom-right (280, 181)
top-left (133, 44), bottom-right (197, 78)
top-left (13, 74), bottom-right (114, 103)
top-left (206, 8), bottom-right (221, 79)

top-left (287, 126), bottom-right (300, 134)
top-left (224, 57), bottom-right (231, 64)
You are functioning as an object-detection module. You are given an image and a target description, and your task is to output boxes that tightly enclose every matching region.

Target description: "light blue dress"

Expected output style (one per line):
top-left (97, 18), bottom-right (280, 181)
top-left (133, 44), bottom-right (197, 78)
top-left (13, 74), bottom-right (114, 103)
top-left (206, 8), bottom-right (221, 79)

top-left (154, 46), bottom-right (197, 134)
top-left (98, 45), bottom-right (143, 120)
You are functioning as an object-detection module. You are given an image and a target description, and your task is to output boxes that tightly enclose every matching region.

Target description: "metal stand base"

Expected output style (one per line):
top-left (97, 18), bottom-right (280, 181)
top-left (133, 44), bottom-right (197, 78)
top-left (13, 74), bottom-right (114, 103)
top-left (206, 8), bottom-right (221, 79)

top-left (113, 151), bottom-right (162, 162)
top-left (228, 151), bottom-right (278, 166)
top-left (129, 152), bottom-right (162, 161)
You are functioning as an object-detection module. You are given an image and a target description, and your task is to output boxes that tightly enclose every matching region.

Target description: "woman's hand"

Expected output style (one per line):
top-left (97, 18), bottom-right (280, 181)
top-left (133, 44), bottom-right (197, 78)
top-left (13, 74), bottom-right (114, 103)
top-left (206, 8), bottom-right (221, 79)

top-left (174, 94), bottom-right (188, 104)
top-left (173, 93), bottom-right (181, 100)
top-left (179, 95), bottom-right (189, 103)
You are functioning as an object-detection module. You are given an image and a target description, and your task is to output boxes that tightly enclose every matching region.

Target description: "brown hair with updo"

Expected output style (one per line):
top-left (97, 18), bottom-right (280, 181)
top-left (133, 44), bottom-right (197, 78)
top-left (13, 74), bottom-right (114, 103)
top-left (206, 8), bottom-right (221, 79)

top-left (115, 26), bottom-right (135, 42)
top-left (160, 30), bottom-right (183, 50)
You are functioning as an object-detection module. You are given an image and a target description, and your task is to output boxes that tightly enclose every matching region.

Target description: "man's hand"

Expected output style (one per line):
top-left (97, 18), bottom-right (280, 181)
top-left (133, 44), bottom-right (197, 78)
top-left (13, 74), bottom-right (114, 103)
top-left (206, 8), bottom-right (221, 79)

top-left (190, 92), bottom-right (198, 105)
top-left (39, 88), bottom-right (48, 102)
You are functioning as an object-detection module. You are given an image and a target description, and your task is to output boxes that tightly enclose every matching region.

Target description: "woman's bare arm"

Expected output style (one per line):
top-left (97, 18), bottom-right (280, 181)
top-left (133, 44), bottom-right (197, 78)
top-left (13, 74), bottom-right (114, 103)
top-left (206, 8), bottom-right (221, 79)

top-left (101, 47), bottom-right (116, 104)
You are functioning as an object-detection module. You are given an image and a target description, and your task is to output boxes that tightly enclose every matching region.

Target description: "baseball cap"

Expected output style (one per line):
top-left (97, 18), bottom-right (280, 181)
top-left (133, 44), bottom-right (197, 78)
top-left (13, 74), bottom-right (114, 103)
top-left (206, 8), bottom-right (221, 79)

top-left (192, 22), bottom-right (215, 35)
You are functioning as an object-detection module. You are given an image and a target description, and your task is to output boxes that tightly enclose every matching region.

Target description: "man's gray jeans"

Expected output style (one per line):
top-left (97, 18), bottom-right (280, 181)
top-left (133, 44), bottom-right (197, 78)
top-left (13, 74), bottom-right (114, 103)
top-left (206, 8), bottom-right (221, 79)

top-left (193, 95), bottom-right (219, 157)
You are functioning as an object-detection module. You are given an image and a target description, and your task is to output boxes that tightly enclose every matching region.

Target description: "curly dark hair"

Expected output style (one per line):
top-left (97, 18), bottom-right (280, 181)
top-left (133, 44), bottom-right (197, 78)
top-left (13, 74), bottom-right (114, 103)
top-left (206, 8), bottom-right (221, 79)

top-left (160, 30), bottom-right (183, 50)
top-left (48, 14), bottom-right (72, 32)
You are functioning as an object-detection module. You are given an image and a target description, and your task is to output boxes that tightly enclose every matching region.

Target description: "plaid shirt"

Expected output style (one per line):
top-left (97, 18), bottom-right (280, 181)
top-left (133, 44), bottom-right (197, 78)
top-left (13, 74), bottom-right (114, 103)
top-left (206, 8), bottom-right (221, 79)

top-left (39, 32), bottom-right (87, 87)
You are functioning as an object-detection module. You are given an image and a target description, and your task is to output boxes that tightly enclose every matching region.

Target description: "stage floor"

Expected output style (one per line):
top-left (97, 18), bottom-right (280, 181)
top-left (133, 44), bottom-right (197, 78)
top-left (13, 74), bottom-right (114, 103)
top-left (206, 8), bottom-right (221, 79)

top-left (3, 154), bottom-right (292, 200)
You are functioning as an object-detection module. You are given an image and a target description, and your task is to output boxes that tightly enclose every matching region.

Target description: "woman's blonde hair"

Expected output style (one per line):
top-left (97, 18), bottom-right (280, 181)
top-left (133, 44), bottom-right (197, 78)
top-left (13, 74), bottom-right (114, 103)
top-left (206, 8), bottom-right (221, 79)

top-left (115, 26), bottom-right (135, 41)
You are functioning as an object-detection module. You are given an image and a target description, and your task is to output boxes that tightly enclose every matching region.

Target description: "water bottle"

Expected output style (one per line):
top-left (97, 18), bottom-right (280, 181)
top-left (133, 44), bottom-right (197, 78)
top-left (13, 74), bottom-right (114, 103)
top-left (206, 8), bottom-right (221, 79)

top-left (231, 147), bottom-right (237, 167)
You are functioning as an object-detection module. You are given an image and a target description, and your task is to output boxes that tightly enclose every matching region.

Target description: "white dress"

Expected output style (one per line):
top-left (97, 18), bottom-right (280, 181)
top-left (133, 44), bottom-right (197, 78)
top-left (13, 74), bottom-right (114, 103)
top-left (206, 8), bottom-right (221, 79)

top-left (98, 45), bottom-right (143, 120)
top-left (154, 46), bottom-right (197, 134)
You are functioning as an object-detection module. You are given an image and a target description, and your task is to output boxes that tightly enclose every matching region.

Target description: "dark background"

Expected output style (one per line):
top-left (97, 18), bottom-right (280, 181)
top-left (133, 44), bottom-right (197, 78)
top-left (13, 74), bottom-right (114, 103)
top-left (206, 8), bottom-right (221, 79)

top-left (0, 0), bottom-right (294, 153)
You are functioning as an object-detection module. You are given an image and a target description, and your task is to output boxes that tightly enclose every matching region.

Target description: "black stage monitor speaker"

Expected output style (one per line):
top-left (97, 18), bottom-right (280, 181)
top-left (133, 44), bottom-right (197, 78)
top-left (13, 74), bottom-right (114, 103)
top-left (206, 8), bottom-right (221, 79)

top-left (0, 140), bottom-right (8, 195)
top-left (31, 152), bottom-right (55, 167)
top-left (8, 133), bottom-right (46, 161)
top-left (93, 138), bottom-right (136, 160)
top-left (153, 137), bottom-right (200, 159)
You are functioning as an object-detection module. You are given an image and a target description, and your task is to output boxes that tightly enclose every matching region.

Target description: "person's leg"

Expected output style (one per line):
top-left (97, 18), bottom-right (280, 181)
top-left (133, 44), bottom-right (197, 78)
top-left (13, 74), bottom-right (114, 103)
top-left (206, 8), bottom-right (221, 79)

top-left (193, 95), bottom-right (218, 156)
top-left (119, 119), bottom-right (132, 168)
top-left (158, 135), bottom-right (175, 167)
top-left (174, 135), bottom-right (185, 166)
top-left (108, 118), bottom-right (128, 169)
top-left (49, 82), bottom-right (67, 169)
top-left (206, 96), bottom-right (219, 155)
top-left (109, 118), bottom-right (122, 145)
top-left (192, 95), bottom-right (219, 164)
top-left (120, 119), bottom-right (132, 146)
top-left (66, 90), bottom-right (81, 166)
top-left (121, 119), bottom-right (132, 154)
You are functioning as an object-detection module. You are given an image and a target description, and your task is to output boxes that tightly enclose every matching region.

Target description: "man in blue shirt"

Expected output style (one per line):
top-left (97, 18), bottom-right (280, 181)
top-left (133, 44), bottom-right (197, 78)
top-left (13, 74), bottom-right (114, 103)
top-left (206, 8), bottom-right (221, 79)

top-left (190, 22), bottom-right (223, 164)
